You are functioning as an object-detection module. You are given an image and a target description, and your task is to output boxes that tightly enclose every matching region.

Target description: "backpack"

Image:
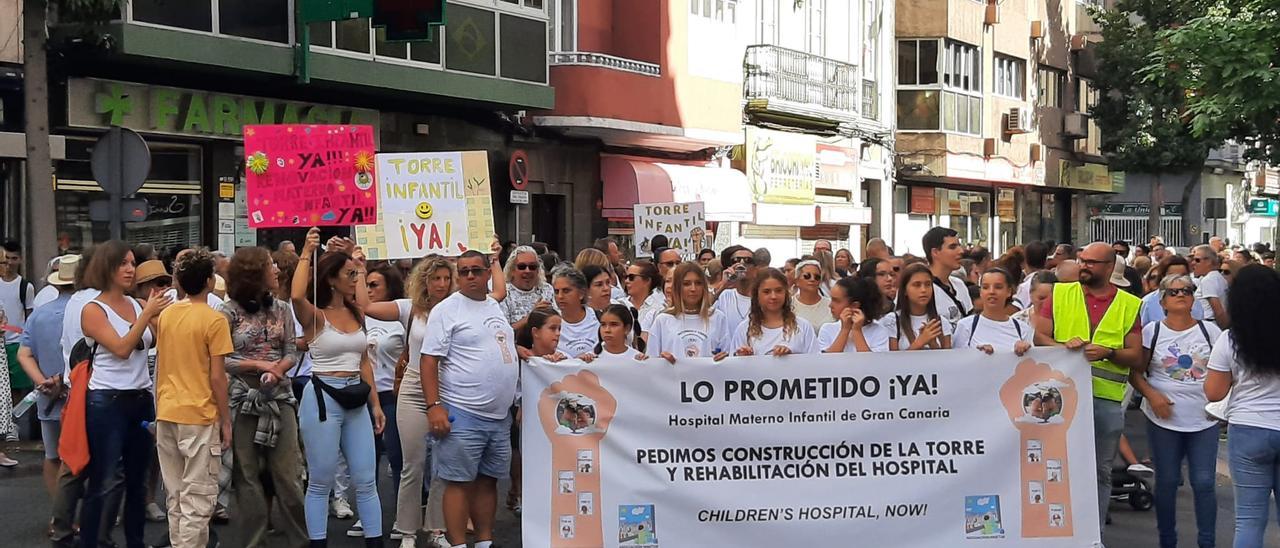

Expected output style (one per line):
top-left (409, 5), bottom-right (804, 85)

top-left (1142, 320), bottom-right (1214, 373)
top-left (17, 277), bottom-right (32, 311)
top-left (968, 314), bottom-right (1023, 348)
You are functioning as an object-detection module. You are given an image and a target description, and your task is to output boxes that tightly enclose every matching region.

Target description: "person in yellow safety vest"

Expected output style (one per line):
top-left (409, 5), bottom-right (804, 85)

top-left (1032, 242), bottom-right (1142, 539)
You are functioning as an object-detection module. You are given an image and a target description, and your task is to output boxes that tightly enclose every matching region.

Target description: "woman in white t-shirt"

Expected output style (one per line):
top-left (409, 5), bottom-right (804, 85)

top-left (1205, 264), bottom-right (1280, 548)
top-left (792, 260), bottom-right (835, 332)
top-left (595, 304), bottom-right (647, 361)
top-left (952, 268), bottom-right (1033, 355)
top-left (888, 263), bottom-right (951, 351)
top-left (731, 268), bottom-right (817, 356)
top-left (620, 261), bottom-right (664, 343)
top-left (551, 266), bottom-right (600, 360)
top-left (818, 276), bottom-right (891, 353)
top-left (360, 256), bottom-right (456, 543)
top-left (650, 262), bottom-right (731, 363)
top-left (1131, 273), bottom-right (1221, 548)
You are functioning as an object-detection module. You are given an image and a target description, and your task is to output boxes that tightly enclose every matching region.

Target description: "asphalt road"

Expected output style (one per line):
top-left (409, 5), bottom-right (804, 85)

top-left (1, 407), bottom-right (1276, 547)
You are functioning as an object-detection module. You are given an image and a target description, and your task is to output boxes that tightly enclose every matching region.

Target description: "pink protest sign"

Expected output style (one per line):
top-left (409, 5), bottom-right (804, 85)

top-left (243, 124), bottom-right (378, 228)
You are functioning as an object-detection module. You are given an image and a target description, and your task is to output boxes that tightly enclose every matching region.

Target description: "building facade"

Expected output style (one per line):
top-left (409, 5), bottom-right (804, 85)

top-left (894, 0), bottom-right (1113, 255)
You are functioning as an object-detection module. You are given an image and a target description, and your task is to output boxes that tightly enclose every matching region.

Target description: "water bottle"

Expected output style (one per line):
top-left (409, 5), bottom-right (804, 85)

top-left (140, 420), bottom-right (157, 435)
top-left (12, 391), bottom-right (38, 419)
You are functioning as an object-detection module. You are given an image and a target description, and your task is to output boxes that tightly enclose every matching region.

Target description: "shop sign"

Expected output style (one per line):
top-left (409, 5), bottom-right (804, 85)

top-left (1098, 202), bottom-right (1181, 217)
top-left (67, 78), bottom-right (380, 140)
top-left (745, 126), bottom-right (816, 205)
top-left (354, 151), bottom-right (496, 259)
top-left (997, 188), bottom-right (1016, 220)
top-left (815, 143), bottom-right (858, 192)
top-left (1058, 161), bottom-right (1118, 193)
top-left (909, 186), bottom-right (936, 215)
top-left (632, 201), bottom-right (706, 259)
top-left (1249, 198), bottom-right (1278, 217)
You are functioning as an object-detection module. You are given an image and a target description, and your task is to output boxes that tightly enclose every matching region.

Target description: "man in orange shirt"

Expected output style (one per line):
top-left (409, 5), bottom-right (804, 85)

top-left (154, 249), bottom-right (234, 548)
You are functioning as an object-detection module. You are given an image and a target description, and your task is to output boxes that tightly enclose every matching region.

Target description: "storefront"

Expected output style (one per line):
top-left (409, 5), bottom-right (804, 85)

top-left (60, 77), bottom-right (381, 253)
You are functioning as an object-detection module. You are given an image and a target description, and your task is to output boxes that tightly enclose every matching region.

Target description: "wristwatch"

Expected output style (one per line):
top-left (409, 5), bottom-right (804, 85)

top-left (1105, 348), bottom-right (1117, 361)
top-left (426, 401), bottom-right (443, 411)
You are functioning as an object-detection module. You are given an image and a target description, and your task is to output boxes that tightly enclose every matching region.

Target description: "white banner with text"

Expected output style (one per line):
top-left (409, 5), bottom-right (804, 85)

top-left (521, 348), bottom-right (1101, 547)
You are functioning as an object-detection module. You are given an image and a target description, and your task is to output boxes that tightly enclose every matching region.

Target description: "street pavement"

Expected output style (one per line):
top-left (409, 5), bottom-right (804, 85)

top-left (1, 407), bottom-right (1277, 547)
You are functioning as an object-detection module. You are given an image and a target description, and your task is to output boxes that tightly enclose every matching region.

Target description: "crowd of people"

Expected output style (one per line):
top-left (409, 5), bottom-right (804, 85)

top-left (0, 227), bottom-right (1278, 548)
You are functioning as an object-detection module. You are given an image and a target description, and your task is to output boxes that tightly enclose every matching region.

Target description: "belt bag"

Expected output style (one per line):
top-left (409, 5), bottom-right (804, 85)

top-left (313, 377), bottom-right (370, 420)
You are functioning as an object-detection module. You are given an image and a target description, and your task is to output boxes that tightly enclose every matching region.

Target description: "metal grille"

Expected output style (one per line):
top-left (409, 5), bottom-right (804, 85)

top-left (1090, 217), bottom-right (1185, 247)
top-left (744, 44), bottom-right (859, 113)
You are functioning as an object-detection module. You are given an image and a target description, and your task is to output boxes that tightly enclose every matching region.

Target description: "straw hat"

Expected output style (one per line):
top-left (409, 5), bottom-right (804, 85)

top-left (1109, 256), bottom-right (1130, 288)
top-left (214, 274), bottom-right (226, 293)
top-left (47, 255), bottom-right (80, 286)
top-left (135, 260), bottom-right (172, 285)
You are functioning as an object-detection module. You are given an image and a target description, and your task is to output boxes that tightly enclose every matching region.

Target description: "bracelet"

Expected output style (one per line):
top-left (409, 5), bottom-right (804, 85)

top-left (426, 401), bottom-right (442, 411)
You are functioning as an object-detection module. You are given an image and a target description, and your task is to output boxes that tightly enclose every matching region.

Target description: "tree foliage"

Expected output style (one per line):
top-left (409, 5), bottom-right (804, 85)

top-left (1090, 0), bottom-right (1222, 173)
top-left (1148, 0), bottom-right (1280, 164)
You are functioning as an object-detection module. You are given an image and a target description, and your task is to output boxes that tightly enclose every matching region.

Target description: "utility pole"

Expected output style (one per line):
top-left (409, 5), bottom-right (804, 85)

top-left (22, 0), bottom-right (56, 273)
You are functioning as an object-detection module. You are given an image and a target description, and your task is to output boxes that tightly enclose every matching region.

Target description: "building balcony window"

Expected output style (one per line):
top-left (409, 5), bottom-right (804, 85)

top-left (744, 44), bottom-right (859, 122)
top-left (862, 79), bottom-right (879, 121)
top-left (547, 51), bottom-right (661, 76)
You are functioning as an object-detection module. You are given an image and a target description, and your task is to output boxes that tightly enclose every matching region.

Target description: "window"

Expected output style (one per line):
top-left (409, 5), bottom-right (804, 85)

top-left (693, 0), bottom-right (738, 23)
top-left (219, 0), bottom-right (289, 42)
top-left (1077, 78), bottom-right (1100, 114)
top-left (897, 39), bottom-right (981, 135)
top-left (994, 55), bottom-right (1024, 99)
top-left (758, 0), bottom-right (776, 44)
top-left (311, 17), bottom-right (443, 66)
top-left (1036, 67), bottom-right (1065, 108)
top-left (548, 0), bottom-right (576, 52)
top-left (132, 0), bottom-right (212, 32)
top-left (807, 0), bottom-right (826, 56)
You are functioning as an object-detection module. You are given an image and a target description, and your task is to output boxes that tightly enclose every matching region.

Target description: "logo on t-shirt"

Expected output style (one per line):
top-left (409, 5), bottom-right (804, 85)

top-left (678, 329), bottom-right (709, 357)
top-left (485, 317), bottom-right (515, 364)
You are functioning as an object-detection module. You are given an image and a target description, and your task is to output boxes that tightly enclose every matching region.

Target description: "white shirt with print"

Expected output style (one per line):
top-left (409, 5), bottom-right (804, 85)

top-left (420, 292), bottom-right (519, 420)
top-left (648, 311), bottom-right (732, 359)
top-left (933, 276), bottom-right (974, 330)
top-left (882, 312), bottom-right (955, 347)
top-left (730, 318), bottom-right (817, 356)
top-left (1141, 320), bottom-right (1221, 432)
top-left (557, 310), bottom-right (600, 359)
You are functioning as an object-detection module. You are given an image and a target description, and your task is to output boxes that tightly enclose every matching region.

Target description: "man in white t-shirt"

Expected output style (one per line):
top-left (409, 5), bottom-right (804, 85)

top-left (1189, 245), bottom-right (1229, 328)
top-left (714, 246), bottom-right (758, 332)
top-left (922, 227), bottom-right (973, 331)
top-left (1, 240), bottom-right (36, 391)
top-left (421, 250), bottom-right (518, 548)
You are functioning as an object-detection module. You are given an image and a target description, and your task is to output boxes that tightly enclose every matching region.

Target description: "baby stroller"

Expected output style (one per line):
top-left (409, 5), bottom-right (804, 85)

top-left (1110, 461), bottom-right (1154, 511)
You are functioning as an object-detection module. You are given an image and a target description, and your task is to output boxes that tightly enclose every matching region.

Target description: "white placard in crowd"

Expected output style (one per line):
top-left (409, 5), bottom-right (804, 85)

top-left (633, 201), bottom-right (706, 259)
top-left (521, 348), bottom-right (1101, 547)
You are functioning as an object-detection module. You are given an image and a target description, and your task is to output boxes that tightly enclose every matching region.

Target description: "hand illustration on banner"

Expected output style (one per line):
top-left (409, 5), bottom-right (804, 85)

top-left (999, 358), bottom-right (1080, 538)
top-left (538, 370), bottom-right (618, 548)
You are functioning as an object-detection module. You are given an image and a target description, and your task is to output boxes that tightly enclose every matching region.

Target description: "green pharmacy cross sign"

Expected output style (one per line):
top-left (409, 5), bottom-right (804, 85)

top-left (296, 0), bottom-right (446, 82)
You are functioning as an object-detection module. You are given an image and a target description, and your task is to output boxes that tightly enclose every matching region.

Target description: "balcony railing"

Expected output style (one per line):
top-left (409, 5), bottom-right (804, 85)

top-left (548, 51), bottom-right (661, 77)
top-left (744, 44), bottom-right (859, 118)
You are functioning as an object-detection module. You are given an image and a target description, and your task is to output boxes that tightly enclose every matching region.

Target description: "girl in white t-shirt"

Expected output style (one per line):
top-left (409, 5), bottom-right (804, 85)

top-left (595, 304), bottom-right (647, 361)
top-left (889, 263), bottom-right (951, 351)
top-left (953, 268), bottom-right (1033, 355)
top-left (552, 266), bottom-right (600, 361)
top-left (732, 268), bottom-right (817, 356)
top-left (818, 276), bottom-right (891, 353)
top-left (1205, 264), bottom-right (1280, 548)
top-left (650, 263), bottom-right (730, 364)
top-left (516, 308), bottom-right (564, 361)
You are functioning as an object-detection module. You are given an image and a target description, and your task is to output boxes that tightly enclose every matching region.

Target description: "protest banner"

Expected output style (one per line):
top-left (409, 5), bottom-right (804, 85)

top-left (633, 202), bottom-right (707, 258)
top-left (521, 348), bottom-right (1101, 547)
top-left (354, 151), bottom-right (496, 259)
top-left (242, 124), bottom-right (377, 228)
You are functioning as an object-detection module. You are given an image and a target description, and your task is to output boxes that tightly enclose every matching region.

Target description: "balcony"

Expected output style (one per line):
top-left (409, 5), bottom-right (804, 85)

top-left (744, 44), bottom-right (859, 125)
top-left (548, 51), bottom-right (660, 77)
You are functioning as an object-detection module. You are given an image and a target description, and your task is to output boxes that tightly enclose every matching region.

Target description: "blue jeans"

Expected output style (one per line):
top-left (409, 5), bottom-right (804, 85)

top-left (298, 375), bottom-right (382, 540)
top-left (1094, 397), bottom-right (1126, 527)
top-left (79, 389), bottom-right (154, 548)
top-left (1147, 420), bottom-right (1219, 548)
top-left (1228, 423), bottom-right (1280, 548)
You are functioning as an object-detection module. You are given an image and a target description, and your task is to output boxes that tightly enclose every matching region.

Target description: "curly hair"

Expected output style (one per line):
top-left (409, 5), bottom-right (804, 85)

top-left (1227, 264), bottom-right (1280, 376)
top-left (173, 248), bottom-right (215, 296)
top-left (746, 268), bottom-right (798, 341)
top-left (405, 256), bottom-right (455, 319)
top-left (228, 247), bottom-right (275, 313)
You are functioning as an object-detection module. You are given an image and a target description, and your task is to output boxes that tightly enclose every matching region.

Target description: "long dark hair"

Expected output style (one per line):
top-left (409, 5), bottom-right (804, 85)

top-left (834, 276), bottom-right (886, 322)
top-left (370, 264), bottom-right (406, 301)
top-left (310, 250), bottom-right (363, 323)
top-left (229, 247), bottom-right (275, 313)
top-left (980, 266), bottom-right (1018, 308)
top-left (1227, 264), bottom-right (1280, 375)
top-left (594, 303), bottom-right (645, 355)
top-left (856, 257), bottom-right (885, 280)
top-left (895, 262), bottom-right (940, 344)
top-left (747, 268), bottom-right (798, 340)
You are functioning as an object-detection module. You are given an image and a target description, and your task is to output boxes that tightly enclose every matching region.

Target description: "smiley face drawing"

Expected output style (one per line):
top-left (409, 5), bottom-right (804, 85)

top-left (416, 202), bottom-right (434, 219)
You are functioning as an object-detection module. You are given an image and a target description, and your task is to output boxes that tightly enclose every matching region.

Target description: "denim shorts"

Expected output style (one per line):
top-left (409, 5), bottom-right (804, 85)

top-left (40, 419), bottom-right (60, 460)
top-left (432, 404), bottom-right (512, 482)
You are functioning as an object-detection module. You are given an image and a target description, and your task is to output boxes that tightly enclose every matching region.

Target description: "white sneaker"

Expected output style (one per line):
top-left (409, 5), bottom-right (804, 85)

top-left (1127, 463), bottom-right (1154, 475)
top-left (397, 535), bottom-right (416, 548)
top-left (330, 497), bottom-right (354, 519)
top-left (346, 519), bottom-right (364, 537)
top-left (389, 530), bottom-right (406, 540)
top-left (424, 531), bottom-right (452, 548)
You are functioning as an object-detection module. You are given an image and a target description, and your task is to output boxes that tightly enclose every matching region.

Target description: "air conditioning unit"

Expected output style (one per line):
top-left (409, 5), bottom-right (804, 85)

top-left (1030, 20), bottom-right (1045, 39)
top-left (1062, 112), bottom-right (1088, 139)
top-left (984, 138), bottom-right (998, 158)
top-left (1030, 143), bottom-right (1045, 163)
top-left (1070, 33), bottom-right (1090, 51)
top-left (1006, 107), bottom-right (1034, 134)
top-left (985, 0), bottom-right (1001, 25)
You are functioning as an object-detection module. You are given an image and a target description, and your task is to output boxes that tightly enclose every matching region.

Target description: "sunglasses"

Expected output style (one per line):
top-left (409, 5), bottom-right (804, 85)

top-left (1191, 257), bottom-right (1208, 263)
top-left (801, 273), bottom-right (819, 281)
top-left (1165, 287), bottom-right (1195, 297)
top-left (515, 262), bottom-right (539, 271)
top-left (625, 273), bottom-right (645, 281)
top-left (457, 267), bottom-right (487, 278)
top-left (731, 256), bottom-right (753, 265)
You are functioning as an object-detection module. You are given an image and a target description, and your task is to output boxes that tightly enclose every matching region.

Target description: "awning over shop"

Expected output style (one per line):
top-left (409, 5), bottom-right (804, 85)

top-left (601, 156), bottom-right (753, 221)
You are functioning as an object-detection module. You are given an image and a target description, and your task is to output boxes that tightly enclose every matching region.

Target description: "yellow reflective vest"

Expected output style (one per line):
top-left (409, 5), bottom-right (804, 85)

top-left (1050, 282), bottom-right (1142, 402)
